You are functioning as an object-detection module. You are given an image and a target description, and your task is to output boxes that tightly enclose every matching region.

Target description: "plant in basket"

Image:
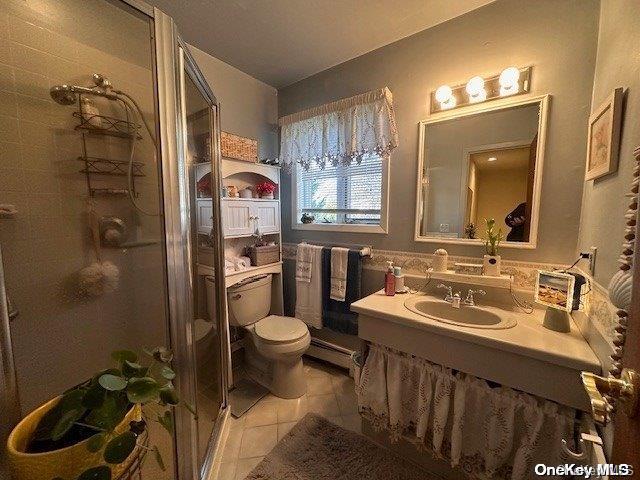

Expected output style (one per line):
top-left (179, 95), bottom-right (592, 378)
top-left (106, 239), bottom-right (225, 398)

top-left (7, 346), bottom-right (195, 480)
top-left (255, 182), bottom-right (276, 199)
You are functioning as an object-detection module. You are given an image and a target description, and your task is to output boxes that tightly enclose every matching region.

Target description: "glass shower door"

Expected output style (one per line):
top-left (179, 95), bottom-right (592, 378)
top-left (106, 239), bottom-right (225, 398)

top-left (178, 43), bottom-right (230, 476)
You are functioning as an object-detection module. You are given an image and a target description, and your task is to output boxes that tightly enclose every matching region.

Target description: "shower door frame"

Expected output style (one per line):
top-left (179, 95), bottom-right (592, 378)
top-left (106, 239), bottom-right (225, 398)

top-left (148, 3), bottom-right (231, 479)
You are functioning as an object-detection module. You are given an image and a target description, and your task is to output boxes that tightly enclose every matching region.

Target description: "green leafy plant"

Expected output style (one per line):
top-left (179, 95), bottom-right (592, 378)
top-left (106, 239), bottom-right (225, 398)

top-left (484, 218), bottom-right (503, 256)
top-left (29, 347), bottom-right (194, 480)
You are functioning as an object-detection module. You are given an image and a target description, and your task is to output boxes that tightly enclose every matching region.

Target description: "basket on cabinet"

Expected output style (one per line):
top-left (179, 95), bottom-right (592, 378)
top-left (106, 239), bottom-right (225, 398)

top-left (221, 131), bottom-right (258, 163)
top-left (247, 244), bottom-right (280, 266)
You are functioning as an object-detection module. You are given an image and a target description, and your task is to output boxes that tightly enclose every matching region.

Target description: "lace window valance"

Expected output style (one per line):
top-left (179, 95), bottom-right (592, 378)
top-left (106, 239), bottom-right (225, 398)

top-left (279, 87), bottom-right (399, 172)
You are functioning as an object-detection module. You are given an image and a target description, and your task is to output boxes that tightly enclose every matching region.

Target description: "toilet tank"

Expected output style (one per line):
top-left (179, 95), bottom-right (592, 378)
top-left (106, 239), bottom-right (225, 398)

top-left (227, 274), bottom-right (272, 327)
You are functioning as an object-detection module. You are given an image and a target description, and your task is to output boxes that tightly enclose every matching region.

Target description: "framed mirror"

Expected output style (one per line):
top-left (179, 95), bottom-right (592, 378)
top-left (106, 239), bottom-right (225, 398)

top-left (415, 95), bottom-right (549, 248)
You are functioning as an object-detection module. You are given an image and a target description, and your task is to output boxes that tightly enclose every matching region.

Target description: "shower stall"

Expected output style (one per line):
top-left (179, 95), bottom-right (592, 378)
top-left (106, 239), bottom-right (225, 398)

top-left (0, 1), bottom-right (229, 479)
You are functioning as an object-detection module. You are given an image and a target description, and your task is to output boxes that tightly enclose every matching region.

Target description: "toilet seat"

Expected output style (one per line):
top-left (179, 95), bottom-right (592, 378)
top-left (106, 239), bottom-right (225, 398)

top-left (254, 315), bottom-right (308, 344)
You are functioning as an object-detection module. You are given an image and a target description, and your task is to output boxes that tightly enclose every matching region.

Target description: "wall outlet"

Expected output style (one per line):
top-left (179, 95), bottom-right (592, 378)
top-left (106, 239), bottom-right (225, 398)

top-left (439, 223), bottom-right (450, 233)
top-left (588, 246), bottom-right (597, 276)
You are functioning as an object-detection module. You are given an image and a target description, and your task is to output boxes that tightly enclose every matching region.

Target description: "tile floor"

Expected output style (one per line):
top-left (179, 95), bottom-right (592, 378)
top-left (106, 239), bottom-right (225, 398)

top-left (218, 357), bottom-right (361, 480)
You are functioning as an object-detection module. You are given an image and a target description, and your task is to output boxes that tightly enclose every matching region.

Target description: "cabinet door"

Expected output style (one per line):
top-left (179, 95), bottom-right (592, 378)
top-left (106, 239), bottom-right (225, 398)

top-left (196, 199), bottom-right (213, 234)
top-left (255, 201), bottom-right (280, 233)
top-left (223, 200), bottom-right (253, 237)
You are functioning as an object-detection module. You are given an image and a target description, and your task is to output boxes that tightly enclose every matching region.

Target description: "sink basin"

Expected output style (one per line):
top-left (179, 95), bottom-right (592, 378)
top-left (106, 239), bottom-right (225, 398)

top-left (404, 296), bottom-right (517, 329)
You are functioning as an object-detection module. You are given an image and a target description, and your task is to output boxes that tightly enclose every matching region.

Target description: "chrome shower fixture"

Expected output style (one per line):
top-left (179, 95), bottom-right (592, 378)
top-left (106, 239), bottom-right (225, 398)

top-left (49, 73), bottom-right (118, 105)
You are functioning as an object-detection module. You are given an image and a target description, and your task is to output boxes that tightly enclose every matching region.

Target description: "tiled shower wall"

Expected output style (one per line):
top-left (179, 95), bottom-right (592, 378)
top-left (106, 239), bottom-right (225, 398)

top-left (0, 0), bottom-right (168, 450)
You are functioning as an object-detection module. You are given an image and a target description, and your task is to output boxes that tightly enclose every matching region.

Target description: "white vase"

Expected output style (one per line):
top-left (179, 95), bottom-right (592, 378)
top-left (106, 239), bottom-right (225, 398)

top-left (609, 269), bottom-right (633, 310)
top-left (483, 255), bottom-right (501, 276)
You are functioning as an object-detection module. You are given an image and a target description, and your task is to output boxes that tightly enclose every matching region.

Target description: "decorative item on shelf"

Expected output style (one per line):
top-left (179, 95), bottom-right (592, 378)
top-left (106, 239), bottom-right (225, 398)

top-left (260, 158), bottom-right (281, 166)
top-left (464, 222), bottom-right (477, 239)
top-left (301, 212), bottom-right (315, 224)
top-left (247, 243), bottom-right (280, 266)
top-left (239, 187), bottom-right (253, 199)
top-left (256, 181), bottom-right (276, 199)
top-left (221, 186), bottom-right (227, 197)
top-left (430, 66), bottom-right (532, 113)
top-left (483, 218), bottom-right (503, 277)
top-left (432, 248), bottom-right (448, 272)
top-left (100, 216), bottom-right (127, 247)
top-left (585, 87), bottom-right (623, 181)
top-left (6, 346), bottom-right (192, 480)
top-left (454, 262), bottom-right (483, 276)
top-left (196, 172), bottom-right (212, 198)
top-left (226, 185), bottom-right (239, 198)
top-left (220, 131), bottom-right (258, 163)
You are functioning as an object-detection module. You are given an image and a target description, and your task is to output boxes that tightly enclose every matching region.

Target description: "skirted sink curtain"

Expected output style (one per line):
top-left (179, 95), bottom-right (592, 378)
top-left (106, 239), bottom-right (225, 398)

top-left (278, 87), bottom-right (399, 172)
top-left (356, 344), bottom-right (584, 480)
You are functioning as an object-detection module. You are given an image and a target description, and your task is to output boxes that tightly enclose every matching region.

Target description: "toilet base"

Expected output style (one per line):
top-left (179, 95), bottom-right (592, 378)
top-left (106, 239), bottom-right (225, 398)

top-left (270, 358), bottom-right (306, 399)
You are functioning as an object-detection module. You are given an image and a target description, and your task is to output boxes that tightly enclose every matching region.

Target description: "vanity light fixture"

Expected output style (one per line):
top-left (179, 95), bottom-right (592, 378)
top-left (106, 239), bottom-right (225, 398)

top-left (429, 65), bottom-right (532, 114)
top-left (487, 156), bottom-right (497, 162)
top-left (466, 76), bottom-right (486, 103)
top-left (435, 85), bottom-right (456, 110)
top-left (499, 66), bottom-right (520, 96)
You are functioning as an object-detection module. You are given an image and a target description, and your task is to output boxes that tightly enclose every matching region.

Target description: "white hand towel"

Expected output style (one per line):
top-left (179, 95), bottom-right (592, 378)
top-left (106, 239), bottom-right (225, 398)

top-left (330, 247), bottom-right (349, 301)
top-left (295, 243), bottom-right (314, 283)
top-left (295, 244), bottom-right (323, 329)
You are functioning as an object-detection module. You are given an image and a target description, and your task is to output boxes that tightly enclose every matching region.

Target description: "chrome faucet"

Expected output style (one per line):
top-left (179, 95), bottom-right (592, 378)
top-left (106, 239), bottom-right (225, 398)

top-left (437, 283), bottom-right (461, 308)
top-left (464, 289), bottom-right (486, 306)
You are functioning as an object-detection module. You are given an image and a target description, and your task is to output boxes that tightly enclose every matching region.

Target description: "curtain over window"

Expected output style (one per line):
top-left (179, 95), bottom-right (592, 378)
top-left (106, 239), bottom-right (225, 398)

top-left (279, 87), bottom-right (399, 172)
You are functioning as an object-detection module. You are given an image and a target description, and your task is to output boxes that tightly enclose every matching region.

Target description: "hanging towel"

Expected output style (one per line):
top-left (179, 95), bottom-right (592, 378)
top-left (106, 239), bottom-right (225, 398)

top-left (322, 248), bottom-right (362, 335)
top-left (330, 247), bottom-right (349, 301)
top-left (295, 243), bottom-right (314, 283)
top-left (295, 244), bottom-right (324, 329)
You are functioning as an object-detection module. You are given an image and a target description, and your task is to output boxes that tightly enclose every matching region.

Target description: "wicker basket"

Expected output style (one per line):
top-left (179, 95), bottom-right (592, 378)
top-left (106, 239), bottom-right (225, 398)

top-left (248, 244), bottom-right (280, 266)
top-left (221, 131), bottom-right (257, 163)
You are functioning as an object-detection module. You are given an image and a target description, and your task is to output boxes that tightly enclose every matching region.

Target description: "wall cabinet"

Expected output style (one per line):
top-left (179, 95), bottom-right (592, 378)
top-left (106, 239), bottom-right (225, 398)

top-left (222, 199), bottom-right (280, 238)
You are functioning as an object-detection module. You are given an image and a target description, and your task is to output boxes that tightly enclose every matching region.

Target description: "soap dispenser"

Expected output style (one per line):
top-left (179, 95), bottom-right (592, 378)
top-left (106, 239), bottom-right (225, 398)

top-left (384, 261), bottom-right (395, 296)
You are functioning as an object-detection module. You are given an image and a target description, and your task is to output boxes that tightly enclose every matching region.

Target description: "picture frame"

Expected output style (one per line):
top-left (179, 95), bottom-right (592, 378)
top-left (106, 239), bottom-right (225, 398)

top-left (534, 270), bottom-right (575, 312)
top-left (585, 87), bottom-right (623, 181)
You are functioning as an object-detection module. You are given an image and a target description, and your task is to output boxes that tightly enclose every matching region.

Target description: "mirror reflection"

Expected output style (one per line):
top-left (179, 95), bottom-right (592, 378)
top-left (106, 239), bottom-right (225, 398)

top-left (416, 101), bottom-right (544, 244)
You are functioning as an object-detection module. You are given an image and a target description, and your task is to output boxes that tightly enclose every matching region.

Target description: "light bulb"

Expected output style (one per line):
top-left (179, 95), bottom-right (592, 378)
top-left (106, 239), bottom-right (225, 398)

top-left (499, 67), bottom-right (520, 96)
top-left (435, 85), bottom-right (452, 103)
top-left (466, 76), bottom-right (485, 97)
top-left (488, 157), bottom-right (497, 162)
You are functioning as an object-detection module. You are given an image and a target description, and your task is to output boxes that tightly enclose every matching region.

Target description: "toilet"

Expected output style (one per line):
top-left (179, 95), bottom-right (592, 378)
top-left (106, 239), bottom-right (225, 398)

top-left (212, 274), bottom-right (311, 398)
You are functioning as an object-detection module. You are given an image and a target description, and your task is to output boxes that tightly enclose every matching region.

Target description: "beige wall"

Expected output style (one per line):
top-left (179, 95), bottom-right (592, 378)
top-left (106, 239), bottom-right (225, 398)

top-left (278, 0), bottom-right (600, 265)
top-left (475, 165), bottom-right (528, 235)
top-left (577, 0), bottom-right (640, 286)
top-left (190, 46), bottom-right (278, 160)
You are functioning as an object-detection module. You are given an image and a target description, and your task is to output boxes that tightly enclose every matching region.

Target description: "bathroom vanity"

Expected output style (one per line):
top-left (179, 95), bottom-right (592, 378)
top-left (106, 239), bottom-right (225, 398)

top-left (352, 288), bottom-right (600, 410)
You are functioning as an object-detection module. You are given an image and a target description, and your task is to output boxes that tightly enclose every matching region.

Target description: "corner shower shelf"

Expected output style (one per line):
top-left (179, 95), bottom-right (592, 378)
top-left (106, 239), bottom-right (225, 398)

top-left (73, 112), bottom-right (142, 139)
top-left (89, 187), bottom-right (138, 197)
top-left (78, 156), bottom-right (145, 177)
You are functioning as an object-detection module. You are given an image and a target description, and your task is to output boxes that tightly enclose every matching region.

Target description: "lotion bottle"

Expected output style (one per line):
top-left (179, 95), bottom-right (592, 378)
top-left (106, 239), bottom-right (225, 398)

top-left (384, 261), bottom-right (395, 296)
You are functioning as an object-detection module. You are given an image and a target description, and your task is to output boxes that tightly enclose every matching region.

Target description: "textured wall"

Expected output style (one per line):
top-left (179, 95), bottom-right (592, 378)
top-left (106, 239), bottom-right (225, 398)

top-left (576, 0), bottom-right (640, 287)
top-left (278, 0), bottom-right (600, 265)
top-left (190, 46), bottom-right (279, 161)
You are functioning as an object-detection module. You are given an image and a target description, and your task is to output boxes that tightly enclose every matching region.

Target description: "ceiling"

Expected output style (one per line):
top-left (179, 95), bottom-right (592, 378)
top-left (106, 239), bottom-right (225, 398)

top-left (148, 0), bottom-right (495, 88)
top-left (471, 147), bottom-right (530, 171)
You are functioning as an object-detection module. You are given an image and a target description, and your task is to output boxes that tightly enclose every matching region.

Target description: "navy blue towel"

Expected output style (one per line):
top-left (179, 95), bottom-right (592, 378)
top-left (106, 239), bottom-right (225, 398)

top-left (321, 248), bottom-right (362, 335)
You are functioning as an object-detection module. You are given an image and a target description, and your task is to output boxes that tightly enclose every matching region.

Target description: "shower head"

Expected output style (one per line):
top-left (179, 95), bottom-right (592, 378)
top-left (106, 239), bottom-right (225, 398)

top-left (50, 83), bottom-right (120, 105)
top-left (50, 84), bottom-right (78, 105)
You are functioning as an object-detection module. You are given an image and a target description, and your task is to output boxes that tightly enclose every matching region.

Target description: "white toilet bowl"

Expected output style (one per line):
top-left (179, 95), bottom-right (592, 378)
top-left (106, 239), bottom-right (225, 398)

top-left (218, 274), bottom-right (311, 398)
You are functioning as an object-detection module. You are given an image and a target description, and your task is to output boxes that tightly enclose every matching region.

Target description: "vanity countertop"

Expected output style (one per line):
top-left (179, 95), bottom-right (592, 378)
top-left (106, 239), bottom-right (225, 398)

top-left (352, 291), bottom-right (600, 410)
top-left (351, 291), bottom-right (599, 371)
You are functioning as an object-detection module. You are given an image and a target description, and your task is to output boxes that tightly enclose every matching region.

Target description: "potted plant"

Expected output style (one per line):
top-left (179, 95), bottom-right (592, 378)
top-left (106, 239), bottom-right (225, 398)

top-left (256, 182), bottom-right (276, 199)
top-left (6, 347), bottom-right (193, 480)
top-left (483, 218), bottom-right (503, 276)
top-left (300, 213), bottom-right (314, 224)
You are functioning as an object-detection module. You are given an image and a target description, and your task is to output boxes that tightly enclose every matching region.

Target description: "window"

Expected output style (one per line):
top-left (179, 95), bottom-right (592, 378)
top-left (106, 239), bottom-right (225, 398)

top-left (293, 154), bottom-right (388, 233)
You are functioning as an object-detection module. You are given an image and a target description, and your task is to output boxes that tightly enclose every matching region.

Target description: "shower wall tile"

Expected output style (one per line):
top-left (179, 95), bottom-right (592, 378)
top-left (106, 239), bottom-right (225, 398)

top-left (0, 90), bottom-right (18, 118)
top-left (0, 63), bottom-right (15, 91)
top-left (14, 68), bottom-right (50, 99)
top-left (10, 42), bottom-right (50, 75)
top-left (8, 16), bottom-right (49, 51)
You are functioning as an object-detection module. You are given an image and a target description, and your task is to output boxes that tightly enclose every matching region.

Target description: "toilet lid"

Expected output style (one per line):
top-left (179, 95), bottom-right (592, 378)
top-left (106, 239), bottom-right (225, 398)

top-left (254, 315), bottom-right (308, 343)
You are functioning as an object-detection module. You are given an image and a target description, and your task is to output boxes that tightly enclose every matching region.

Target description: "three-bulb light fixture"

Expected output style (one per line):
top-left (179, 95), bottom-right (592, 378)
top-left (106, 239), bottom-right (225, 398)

top-left (431, 66), bottom-right (531, 113)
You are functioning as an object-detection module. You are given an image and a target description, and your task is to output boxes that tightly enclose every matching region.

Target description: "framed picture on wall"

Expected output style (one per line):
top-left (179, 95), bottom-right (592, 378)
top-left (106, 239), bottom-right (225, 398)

top-left (585, 87), bottom-right (623, 181)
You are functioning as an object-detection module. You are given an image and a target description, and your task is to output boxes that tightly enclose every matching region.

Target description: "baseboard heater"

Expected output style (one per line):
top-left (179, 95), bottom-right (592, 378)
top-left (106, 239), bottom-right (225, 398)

top-left (307, 337), bottom-right (355, 370)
